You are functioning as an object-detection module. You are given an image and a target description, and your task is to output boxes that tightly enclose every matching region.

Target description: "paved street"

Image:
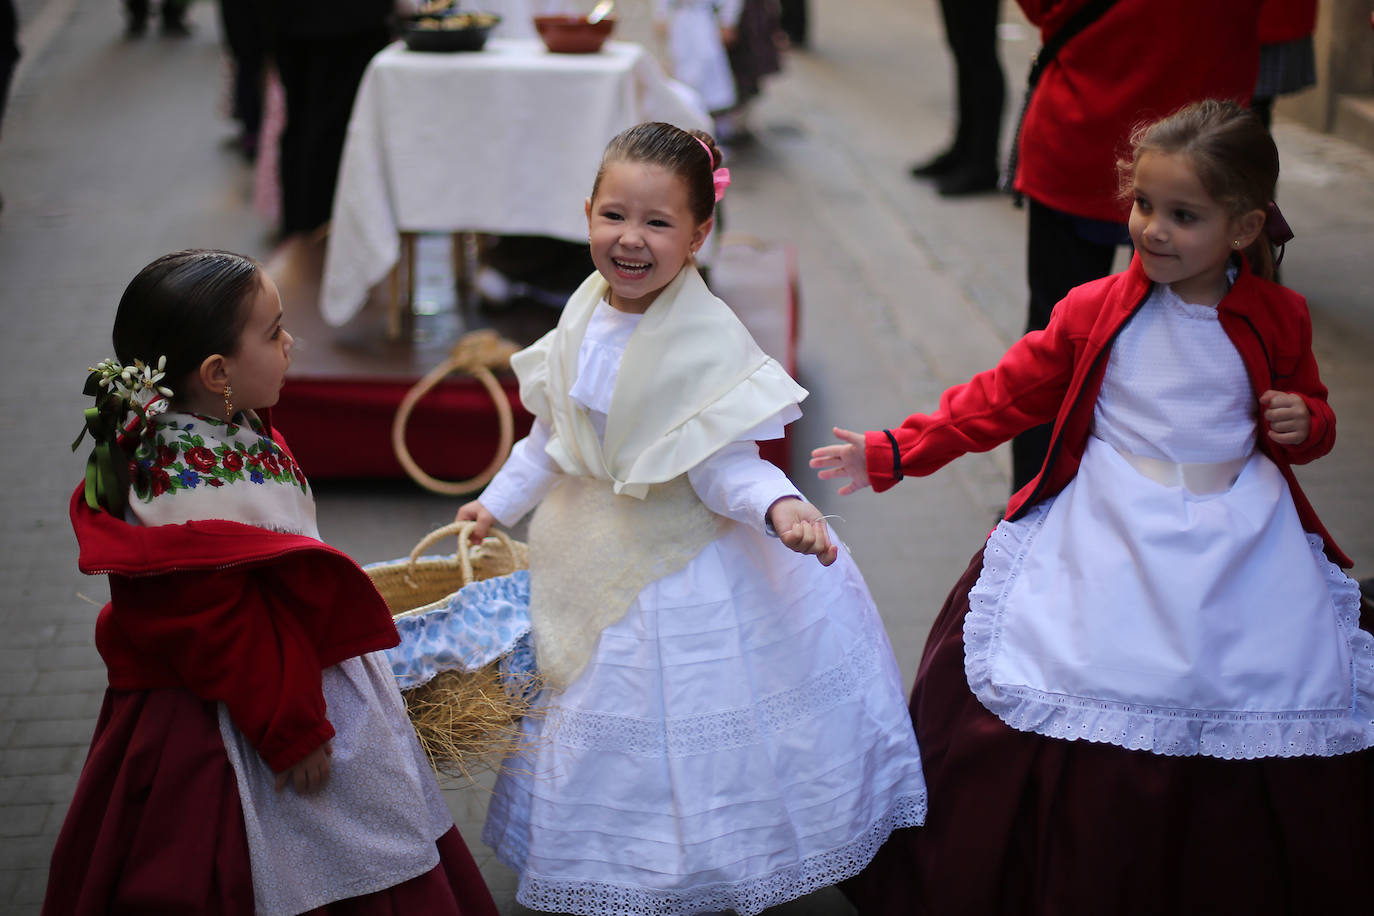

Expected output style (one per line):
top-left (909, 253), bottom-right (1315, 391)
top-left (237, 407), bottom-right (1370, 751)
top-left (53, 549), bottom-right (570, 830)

top-left (2, 1), bottom-right (1372, 913)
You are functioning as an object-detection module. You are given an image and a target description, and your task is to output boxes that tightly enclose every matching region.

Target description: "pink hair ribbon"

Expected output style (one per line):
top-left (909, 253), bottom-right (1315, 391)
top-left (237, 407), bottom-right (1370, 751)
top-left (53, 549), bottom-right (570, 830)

top-left (692, 135), bottom-right (731, 203)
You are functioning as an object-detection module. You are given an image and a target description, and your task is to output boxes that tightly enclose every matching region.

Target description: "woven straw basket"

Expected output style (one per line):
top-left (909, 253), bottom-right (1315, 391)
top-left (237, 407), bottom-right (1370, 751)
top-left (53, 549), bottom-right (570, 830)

top-left (368, 520), bottom-right (536, 778)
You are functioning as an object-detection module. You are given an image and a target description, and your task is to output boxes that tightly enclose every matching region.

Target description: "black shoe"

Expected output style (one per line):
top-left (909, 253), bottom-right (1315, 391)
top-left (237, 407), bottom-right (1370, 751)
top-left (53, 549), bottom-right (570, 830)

top-left (125, 16), bottom-right (148, 37)
top-left (161, 17), bottom-right (191, 37)
top-left (909, 148), bottom-right (962, 180)
top-left (936, 163), bottom-right (1000, 197)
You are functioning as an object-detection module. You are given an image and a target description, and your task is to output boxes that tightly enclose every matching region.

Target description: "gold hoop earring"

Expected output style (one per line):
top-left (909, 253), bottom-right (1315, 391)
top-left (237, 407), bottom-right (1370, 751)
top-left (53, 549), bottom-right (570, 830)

top-left (1232, 240), bottom-right (1241, 249)
top-left (223, 384), bottom-right (234, 421)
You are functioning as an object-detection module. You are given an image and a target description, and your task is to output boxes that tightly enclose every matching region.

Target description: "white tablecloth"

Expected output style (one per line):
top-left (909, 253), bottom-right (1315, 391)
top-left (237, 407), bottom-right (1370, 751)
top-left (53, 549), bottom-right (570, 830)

top-left (322, 39), bottom-right (710, 327)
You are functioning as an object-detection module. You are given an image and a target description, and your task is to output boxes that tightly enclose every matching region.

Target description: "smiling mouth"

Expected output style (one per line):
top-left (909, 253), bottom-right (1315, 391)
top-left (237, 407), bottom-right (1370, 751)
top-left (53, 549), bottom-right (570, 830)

top-left (611, 258), bottom-right (651, 277)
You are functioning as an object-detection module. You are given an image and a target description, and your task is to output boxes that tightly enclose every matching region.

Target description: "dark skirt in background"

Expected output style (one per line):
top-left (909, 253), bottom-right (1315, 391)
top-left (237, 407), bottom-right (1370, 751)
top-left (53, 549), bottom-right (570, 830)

top-left (1254, 34), bottom-right (1318, 101)
top-left (844, 549), bottom-right (1374, 916)
top-left (726, 0), bottom-right (782, 107)
top-left (43, 687), bottom-right (498, 916)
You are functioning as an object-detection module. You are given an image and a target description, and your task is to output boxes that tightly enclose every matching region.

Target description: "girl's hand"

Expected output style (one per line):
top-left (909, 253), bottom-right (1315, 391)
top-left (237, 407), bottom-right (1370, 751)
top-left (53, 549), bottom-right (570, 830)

top-left (275, 740), bottom-right (332, 794)
top-left (1259, 390), bottom-right (1311, 446)
top-left (769, 497), bottom-right (839, 567)
top-left (455, 500), bottom-right (496, 544)
top-left (809, 427), bottom-right (871, 496)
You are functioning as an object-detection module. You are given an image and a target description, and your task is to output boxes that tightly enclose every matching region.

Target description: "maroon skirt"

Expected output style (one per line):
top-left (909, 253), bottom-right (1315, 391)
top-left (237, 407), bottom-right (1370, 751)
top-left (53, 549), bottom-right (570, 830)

top-left (44, 687), bottom-right (498, 916)
top-left (844, 549), bottom-right (1374, 916)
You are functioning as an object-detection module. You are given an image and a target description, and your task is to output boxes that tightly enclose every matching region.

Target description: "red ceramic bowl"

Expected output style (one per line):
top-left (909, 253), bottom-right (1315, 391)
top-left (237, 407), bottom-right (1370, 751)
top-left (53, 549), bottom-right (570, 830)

top-left (532, 15), bottom-right (615, 54)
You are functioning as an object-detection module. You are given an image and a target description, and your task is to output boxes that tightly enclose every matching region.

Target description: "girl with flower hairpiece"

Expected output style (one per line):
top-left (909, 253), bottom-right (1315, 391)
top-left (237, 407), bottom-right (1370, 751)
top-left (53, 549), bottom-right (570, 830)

top-left (813, 100), bottom-right (1374, 913)
top-left (46, 249), bottom-right (498, 916)
top-left (456, 122), bottom-right (927, 914)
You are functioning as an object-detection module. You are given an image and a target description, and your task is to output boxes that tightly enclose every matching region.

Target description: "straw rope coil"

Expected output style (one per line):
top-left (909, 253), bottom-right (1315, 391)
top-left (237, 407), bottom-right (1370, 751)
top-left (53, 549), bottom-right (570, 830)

top-left (368, 520), bottom-right (538, 779)
top-left (392, 329), bottom-right (522, 496)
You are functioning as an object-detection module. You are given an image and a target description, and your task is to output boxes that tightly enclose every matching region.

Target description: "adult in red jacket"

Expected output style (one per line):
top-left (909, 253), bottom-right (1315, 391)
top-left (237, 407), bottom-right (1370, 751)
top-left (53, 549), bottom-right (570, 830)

top-left (1007, 0), bottom-right (1262, 491)
top-left (830, 254), bottom-right (1373, 914)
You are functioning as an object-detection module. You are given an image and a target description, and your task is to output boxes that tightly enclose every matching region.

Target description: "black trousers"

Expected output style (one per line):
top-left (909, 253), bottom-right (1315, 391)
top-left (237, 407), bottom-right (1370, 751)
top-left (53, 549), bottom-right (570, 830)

top-left (936, 0), bottom-right (1004, 169)
top-left (1010, 199), bottom-right (1124, 493)
top-left (218, 0), bottom-right (268, 138)
top-left (275, 27), bottom-right (389, 236)
top-left (125, 0), bottom-right (188, 26)
top-left (779, 0), bottom-right (807, 47)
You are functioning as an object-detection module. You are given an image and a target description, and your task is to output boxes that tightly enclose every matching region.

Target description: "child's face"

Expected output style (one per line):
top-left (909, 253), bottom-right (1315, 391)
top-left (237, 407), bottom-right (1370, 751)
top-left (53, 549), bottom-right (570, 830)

top-left (585, 160), bottom-right (712, 314)
top-left (223, 273), bottom-right (293, 412)
top-left (1128, 151), bottom-right (1262, 305)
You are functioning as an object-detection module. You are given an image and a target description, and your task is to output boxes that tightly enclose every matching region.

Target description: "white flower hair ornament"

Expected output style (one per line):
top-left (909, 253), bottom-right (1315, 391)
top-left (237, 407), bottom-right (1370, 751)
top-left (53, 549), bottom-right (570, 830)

top-left (72, 356), bottom-right (174, 515)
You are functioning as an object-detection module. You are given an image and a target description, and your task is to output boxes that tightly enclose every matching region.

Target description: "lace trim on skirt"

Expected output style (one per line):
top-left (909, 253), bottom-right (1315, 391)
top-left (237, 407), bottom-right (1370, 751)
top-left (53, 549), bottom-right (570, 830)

top-left (511, 793), bottom-right (927, 916)
top-left (966, 505), bottom-right (1374, 759)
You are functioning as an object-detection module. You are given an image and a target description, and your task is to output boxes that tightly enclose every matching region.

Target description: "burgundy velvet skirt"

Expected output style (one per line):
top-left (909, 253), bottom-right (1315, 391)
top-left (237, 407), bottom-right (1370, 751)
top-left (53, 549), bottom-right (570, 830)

top-left (844, 549), bottom-right (1374, 916)
top-left (43, 687), bottom-right (498, 916)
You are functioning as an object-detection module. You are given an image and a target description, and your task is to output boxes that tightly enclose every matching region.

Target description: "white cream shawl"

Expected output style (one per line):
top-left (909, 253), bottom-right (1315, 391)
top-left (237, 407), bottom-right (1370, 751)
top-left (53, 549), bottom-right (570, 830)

top-left (511, 265), bottom-right (808, 499)
top-left (513, 266), bottom-right (807, 689)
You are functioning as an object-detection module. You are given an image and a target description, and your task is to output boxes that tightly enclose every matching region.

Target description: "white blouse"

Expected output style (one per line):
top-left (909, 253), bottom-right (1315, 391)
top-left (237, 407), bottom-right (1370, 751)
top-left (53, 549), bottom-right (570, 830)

top-left (1091, 278), bottom-right (1257, 465)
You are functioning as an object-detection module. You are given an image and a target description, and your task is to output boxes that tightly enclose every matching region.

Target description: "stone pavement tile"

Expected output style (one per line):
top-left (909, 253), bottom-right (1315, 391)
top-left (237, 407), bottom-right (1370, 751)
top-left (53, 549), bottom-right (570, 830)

top-left (31, 667), bottom-right (107, 695)
top-left (0, 747), bottom-right (79, 779)
top-left (0, 627), bottom-right (59, 651)
top-left (10, 718), bottom-right (98, 750)
top-left (6, 693), bottom-right (101, 723)
top-left (0, 673), bottom-right (37, 697)
top-left (54, 621), bottom-right (101, 647)
top-left (0, 775), bottom-right (79, 808)
top-left (8, 871), bottom-right (46, 908)
top-left (0, 806), bottom-right (46, 838)
top-left (0, 836), bottom-right (54, 872)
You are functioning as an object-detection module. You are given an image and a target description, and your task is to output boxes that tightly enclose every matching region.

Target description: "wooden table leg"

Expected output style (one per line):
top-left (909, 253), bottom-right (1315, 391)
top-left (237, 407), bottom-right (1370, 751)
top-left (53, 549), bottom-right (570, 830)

top-left (388, 232), bottom-right (418, 341)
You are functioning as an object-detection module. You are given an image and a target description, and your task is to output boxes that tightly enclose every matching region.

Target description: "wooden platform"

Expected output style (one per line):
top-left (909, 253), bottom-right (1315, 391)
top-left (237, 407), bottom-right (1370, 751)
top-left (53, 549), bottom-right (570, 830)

top-left (266, 233), bottom-right (799, 485)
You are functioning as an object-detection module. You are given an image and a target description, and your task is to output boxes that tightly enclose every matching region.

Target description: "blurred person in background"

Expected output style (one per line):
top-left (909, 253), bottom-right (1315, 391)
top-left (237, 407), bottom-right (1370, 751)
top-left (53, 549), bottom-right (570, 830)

top-left (124, 0), bottom-right (191, 37)
top-left (270, 0), bottom-right (391, 238)
top-left (1004, 0), bottom-right (1263, 493)
top-left (219, 0), bottom-right (269, 161)
top-left (1250, 0), bottom-right (1318, 132)
top-left (908, 0), bottom-right (1004, 197)
top-left (0, 0), bottom-right (13, 212)
top-left (655, 0), bottom-right (738, 121)
top-left (718, 0), bottom-right (783, 144)
top-left (779, 0), bottom-right (805, 48)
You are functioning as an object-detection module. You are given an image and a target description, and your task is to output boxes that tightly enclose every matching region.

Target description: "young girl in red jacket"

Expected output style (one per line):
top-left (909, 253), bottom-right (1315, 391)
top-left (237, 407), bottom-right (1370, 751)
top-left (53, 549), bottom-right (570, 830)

top-left (45, 249), bottom-right (499, 916)
top-left (812, 100), bottom-right (1374, 914)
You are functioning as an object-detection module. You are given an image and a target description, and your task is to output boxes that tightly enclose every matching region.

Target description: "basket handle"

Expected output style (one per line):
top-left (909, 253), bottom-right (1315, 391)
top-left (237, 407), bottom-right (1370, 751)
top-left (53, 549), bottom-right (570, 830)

top-left (392, 330), bottom-right (520, 496)
top-left (405, 520), bottom-right (520, 588)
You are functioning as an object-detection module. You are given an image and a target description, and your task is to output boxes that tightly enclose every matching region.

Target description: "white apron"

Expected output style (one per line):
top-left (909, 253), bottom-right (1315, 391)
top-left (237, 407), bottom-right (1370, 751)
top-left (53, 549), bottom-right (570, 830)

top-left (965, 283), bottom-right (1372, 759)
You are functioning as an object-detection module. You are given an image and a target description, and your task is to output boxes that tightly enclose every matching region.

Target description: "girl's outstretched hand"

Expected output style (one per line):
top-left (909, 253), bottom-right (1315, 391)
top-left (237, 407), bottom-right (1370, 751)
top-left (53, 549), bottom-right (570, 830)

top-left (1259, 390), bottom-right (1311, 446)
top-left (809, 427), bottom-right (871, 495)
top-left (769, 497), bottom-right (839, 567)
top-left (276, 740), bottom-right (332, 794)
top-left (455, 500), bottom-right (496, 544)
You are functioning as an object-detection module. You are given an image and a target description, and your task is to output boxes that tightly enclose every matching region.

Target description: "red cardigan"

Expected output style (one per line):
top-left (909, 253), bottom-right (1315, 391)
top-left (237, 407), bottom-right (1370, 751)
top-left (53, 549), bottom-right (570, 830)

top-left (71, 484), bottom-right (400, 772)
top-left (1013, 0), bottom-right (1262, 223)
top-left (865, 255), bottom-right (1350, 568)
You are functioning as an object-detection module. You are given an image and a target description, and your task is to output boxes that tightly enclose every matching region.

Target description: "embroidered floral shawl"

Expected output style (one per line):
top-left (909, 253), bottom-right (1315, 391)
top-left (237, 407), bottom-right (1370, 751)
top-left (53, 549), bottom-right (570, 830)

top-left (128, 411), bottom-right (319, 538)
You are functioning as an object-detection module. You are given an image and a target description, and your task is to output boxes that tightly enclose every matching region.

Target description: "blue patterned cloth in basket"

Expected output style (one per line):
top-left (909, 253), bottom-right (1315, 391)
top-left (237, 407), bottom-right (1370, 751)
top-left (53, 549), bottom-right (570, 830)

top-left (382, 569), bottom-right (534, 690)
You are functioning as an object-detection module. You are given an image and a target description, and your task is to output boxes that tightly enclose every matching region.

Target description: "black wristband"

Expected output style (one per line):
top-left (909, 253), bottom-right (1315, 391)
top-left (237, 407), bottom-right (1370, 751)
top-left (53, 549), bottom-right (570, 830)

top-left (883, 429), bottom-right (903, 482)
